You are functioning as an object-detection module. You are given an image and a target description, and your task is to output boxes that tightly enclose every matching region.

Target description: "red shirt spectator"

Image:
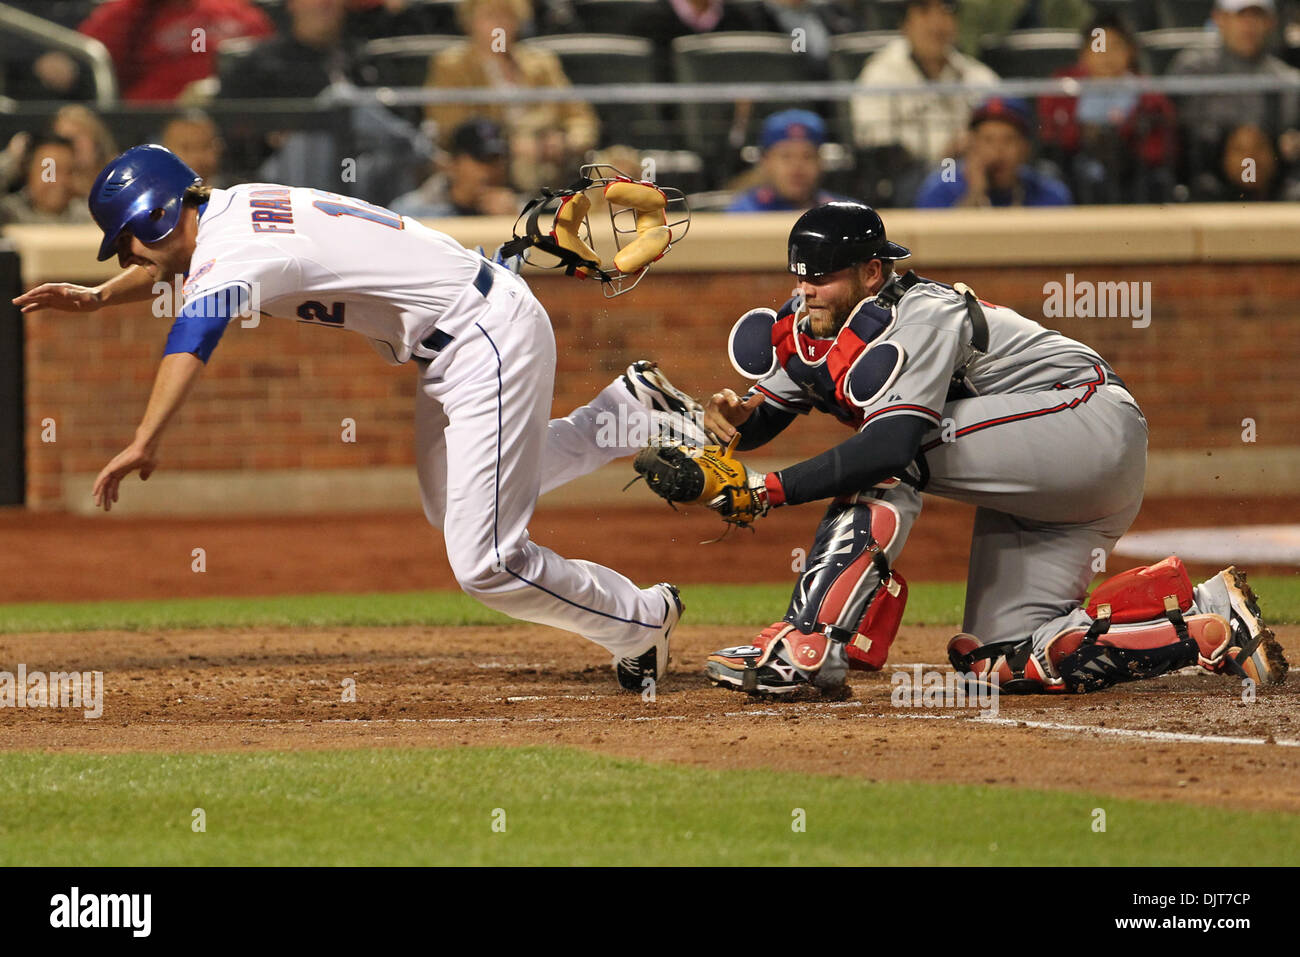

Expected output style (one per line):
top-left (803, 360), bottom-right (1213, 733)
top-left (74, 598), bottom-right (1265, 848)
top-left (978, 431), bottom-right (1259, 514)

top-left (1036, 15), bottom-right (1177, 172)
top-left (79, 0), bottom-right (274, 102)
top-left (1038, 62), bottom-right (1177, 170)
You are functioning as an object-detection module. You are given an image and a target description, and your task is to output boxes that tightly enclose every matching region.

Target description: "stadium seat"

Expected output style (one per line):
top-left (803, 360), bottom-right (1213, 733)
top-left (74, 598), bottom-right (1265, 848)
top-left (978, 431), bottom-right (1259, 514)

top-left (215, 35), bottom-right (267, 88)
top-left (829, 31), bottom-right (895, 81)
top-left (1139, 27), bottom-right (1219, 75)
top-left (672, 32), bottom-right (819, 167)
top-left (360, 34), bottom-right (465, 89)
top-left (519, 34), bottom-right (660, 146)
top-left (981, 29), bottom-right (1082, 79)
top-left (4, 0), bottom-right (95, 30)
top-left (1156, 0), bottom-right (1217, 30)
top-left (571, 0), bottom-right (658, 36)
top-left (828, 32), bottom-right (895, 145)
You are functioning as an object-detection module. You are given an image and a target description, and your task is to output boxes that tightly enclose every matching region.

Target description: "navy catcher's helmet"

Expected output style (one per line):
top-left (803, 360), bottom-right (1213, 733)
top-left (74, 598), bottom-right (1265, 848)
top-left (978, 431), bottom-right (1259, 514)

top-left (788, 202), bottom-right (910, 280)
top-left (89, 145), bottom-right (202, 262)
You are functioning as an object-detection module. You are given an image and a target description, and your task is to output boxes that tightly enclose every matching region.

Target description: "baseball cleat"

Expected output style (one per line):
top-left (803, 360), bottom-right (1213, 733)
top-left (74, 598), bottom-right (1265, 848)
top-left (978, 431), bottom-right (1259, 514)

top-left (1196, 567), bottom-right (1289, 684)
top-left (622, 360), bottom-right (712, 446)
top-left (706, 643), bottom-right (810, 695)
top-left (615, 582), bottom-right (681, 691)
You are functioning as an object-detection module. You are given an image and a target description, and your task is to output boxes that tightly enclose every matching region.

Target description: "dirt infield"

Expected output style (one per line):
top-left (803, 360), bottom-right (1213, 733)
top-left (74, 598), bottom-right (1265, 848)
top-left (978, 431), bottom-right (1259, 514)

top-left (4, 496), bottom-right (1300, 603)
top-left (1, 623), bottom-right (1294, 811)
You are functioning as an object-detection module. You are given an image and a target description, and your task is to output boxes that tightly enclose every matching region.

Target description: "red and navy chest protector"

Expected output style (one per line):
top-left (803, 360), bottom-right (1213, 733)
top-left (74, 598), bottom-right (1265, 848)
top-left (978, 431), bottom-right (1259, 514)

top-left (772, 296), bottom-right (895, 427)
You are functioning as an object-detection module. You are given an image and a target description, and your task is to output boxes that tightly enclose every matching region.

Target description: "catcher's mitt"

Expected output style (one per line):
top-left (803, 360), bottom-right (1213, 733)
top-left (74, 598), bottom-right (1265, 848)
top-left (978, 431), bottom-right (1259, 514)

top-left (632, 437), bottom-right (770, 529)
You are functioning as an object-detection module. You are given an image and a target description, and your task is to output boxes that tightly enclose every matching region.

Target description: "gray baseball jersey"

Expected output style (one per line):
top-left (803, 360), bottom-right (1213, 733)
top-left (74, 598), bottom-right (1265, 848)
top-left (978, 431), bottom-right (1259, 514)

top-left (733, 271), bottom-right (1148, 646)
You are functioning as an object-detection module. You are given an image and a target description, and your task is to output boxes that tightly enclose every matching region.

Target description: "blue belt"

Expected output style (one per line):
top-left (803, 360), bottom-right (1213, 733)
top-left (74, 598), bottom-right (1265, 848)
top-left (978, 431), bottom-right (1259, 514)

top-left (419, 260), bottom-right (494, 354)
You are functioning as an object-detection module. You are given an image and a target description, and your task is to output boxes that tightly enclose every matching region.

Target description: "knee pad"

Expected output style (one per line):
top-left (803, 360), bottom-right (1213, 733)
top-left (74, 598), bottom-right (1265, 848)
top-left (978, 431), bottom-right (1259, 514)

top-left (1086, 555), bottom-right (1194, 622)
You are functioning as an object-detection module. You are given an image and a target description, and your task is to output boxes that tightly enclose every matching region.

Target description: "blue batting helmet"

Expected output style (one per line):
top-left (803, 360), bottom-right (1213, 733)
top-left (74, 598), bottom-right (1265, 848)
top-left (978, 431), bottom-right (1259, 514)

top-left (89, 144), bottom-right (202, 262)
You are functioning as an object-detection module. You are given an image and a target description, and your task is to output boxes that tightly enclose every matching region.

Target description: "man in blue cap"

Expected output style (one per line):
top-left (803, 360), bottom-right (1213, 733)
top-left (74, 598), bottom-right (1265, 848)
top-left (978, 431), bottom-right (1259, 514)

top-left (727, 109), bottom-right (849, 213)
top-left (914, 97), bottom-right (1072, 208)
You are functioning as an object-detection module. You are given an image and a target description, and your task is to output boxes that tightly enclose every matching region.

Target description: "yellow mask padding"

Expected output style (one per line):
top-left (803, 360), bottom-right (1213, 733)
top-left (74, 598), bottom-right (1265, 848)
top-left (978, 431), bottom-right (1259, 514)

top-left (613, 225), bottom-right (671, 273)
top-left (552, 192), bottom-right (601, 267)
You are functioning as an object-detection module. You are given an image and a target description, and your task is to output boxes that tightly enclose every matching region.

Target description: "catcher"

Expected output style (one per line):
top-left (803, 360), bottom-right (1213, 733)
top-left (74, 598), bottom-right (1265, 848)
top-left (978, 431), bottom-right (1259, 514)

top-left (635, 201), bottom-right (1288, 695)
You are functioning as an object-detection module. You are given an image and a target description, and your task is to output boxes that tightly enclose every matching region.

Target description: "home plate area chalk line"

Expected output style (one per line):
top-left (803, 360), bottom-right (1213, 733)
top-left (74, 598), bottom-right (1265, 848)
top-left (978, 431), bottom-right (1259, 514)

top-left (1115, 524), bottom-right (1300, 565)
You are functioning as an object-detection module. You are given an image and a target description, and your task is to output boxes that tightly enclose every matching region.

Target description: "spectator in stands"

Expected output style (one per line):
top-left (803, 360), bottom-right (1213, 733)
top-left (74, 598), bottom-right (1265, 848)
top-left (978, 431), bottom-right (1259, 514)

top-left (390, 117), bottom-right (521, 217)
top-left (348, 0), bottom-right (440, 39)
top-left (162, 110), bottom-right (226, 184)
top-left (0, 134), bottom-right (31, 196)
top-left (914, 96), bottom-right (1073, 206)
top-left (640, 0), bottom-right (768, 68)
top-left (727, 110), bottom-right (849, 212)
top-left (1037, 13), bottom-right (1177, 203)
top-left (634, 0), bottom-right (770, 91)
top-left (219, 0), bottom-right (363, 98)
top-left (0, 134), bottom-right (94, 226)
top-left (33, 0), bottom-right (274, 102)
top-left (851, 0), bottom-right (1000, 167)
top-left (1168, 0), bottom-right (1300, 177)
top-left (752, 0), bottom-right (858, 78)
top-left (956, 0), bottom-right (1095, 58)
top-left (424, 0), bottom-right (599, 194)
top-left (51, 105), bottom-right (119, 199)
top-left (215, 0), bottom-right (428, 202)
top-left (1200, 122), bottom-right (1300, 200)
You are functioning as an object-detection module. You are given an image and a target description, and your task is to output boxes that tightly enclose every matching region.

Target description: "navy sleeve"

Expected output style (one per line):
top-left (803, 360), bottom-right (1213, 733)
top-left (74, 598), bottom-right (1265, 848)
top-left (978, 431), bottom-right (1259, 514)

top-left (775, 415), bottom-right (928, 505)
top-left (735, 401), bottom-right (797, 451)
top-left (163, 287), bottom-right (246, 363)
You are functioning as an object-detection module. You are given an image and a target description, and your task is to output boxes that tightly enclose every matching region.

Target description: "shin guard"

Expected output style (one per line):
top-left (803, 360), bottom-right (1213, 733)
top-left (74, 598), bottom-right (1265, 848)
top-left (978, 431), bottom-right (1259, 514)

top-left (787, 499), bottom-right (907, 671)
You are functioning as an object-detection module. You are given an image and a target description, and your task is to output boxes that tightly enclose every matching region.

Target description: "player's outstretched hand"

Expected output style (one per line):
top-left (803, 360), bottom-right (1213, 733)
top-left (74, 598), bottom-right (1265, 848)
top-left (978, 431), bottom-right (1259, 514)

top-left (13, 282), bottom-right (105, 314)
top-left (92, 443), bottom-right (158, 513)
top-left (703, 389), bottom-right (764, 444)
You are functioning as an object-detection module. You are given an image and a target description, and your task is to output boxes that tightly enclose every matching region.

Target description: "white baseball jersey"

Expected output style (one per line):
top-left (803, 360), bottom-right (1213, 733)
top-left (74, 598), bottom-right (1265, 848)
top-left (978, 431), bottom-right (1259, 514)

top-left (180, 184), bottom-right (487, 363)
top-left (168, 182), bottom-right (676, 662)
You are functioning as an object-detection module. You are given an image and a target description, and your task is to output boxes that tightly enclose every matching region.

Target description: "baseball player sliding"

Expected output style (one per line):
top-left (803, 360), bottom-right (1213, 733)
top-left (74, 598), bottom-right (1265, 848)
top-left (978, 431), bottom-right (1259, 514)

top-left (636, 202), bottom-right (1288, 695)
top-left (13, 145), bottom-right (708, 691)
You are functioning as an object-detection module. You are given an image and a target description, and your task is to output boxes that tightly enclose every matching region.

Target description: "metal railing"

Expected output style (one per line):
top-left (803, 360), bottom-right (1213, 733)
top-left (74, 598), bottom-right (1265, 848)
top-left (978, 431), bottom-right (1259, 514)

top-left (355, 72), bottom-right (1300, 107)
top-left (0, 1), bottom-right (117, 107)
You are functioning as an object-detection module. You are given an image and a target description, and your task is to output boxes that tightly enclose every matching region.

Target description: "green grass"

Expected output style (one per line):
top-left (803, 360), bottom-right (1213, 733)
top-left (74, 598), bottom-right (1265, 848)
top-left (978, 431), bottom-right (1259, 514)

top-left (2, 577), bottom-right (1298, 635)
top-left (0, 747), bottom-right (1294, 866)
top-left (0, 582), bottom-right (968, 634)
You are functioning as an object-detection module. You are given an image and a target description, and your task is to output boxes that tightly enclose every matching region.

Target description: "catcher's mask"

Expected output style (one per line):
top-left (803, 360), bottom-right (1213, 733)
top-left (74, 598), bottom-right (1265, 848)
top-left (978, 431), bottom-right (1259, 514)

top-left (498, 164), bottom-right (690, 298)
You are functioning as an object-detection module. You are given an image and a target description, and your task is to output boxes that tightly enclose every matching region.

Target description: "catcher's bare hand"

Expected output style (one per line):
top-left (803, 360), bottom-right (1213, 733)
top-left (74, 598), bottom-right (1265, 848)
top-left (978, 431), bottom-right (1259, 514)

top-left (93, 442), bottom-right (158, 513)
top-left (703, 389), bottom-right (764, 444)
top-left (13, 282), bottom-right (105, 314)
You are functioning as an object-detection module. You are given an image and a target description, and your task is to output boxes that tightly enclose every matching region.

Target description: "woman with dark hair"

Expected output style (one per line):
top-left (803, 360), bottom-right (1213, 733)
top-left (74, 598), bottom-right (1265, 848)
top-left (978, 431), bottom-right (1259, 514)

top-left (1036, 13), bottom-right (1178, 204)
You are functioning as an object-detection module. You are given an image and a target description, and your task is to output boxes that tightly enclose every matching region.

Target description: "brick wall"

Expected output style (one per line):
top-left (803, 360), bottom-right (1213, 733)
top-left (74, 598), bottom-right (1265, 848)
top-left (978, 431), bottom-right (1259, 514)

top-left (22, 261), bottom-right (1300, 509)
